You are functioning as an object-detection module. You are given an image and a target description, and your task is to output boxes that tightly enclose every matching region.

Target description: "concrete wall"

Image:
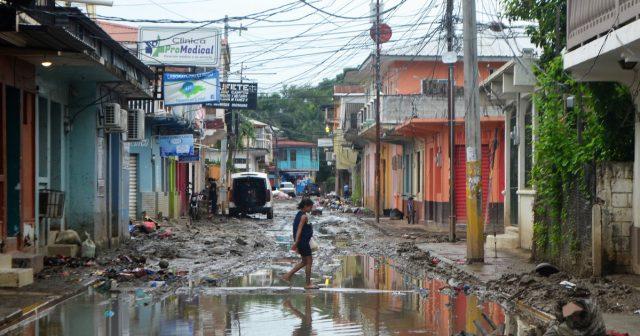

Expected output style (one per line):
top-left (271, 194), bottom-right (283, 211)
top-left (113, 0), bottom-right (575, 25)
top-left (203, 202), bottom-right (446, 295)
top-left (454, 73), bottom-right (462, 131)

top-left (596, 162), bottom-right (634, 273)
top-left (65, 83), bottom-right (102, 242)
top-left (518, 191), bottom-right (535, 250)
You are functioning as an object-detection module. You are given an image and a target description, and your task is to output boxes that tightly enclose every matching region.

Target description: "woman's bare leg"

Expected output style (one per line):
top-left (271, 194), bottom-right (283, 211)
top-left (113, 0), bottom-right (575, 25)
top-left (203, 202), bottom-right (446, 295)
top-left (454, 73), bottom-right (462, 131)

top-left (284, 257), bottom-right (306, 282)
top-left (304, 256), bottom-right (313, 287)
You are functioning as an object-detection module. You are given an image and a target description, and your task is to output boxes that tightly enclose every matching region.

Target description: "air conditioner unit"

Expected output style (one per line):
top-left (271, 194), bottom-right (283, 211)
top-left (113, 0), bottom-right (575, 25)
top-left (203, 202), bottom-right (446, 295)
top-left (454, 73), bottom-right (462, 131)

top-left (104, 103), bottom-right (126, 132)
top-left (127, 109), bottom-right (145, 141)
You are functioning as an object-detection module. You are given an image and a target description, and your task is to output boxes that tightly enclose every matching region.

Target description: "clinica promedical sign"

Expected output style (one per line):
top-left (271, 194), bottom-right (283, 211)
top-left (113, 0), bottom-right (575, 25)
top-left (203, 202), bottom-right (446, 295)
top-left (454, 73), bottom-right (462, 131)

top-left (139, 26), bottom-right (221, 67)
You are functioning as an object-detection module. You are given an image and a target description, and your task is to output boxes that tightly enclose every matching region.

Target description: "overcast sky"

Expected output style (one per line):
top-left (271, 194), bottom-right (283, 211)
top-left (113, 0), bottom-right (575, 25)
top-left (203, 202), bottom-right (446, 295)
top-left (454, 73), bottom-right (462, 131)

top-left (93, 0), bottom-right (532, 93)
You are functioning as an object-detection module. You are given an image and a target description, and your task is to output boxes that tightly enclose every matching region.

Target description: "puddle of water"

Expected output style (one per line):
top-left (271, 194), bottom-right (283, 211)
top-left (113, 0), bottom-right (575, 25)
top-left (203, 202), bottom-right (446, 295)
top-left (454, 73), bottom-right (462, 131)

top-left (4, 256), bottom-right (506, 336)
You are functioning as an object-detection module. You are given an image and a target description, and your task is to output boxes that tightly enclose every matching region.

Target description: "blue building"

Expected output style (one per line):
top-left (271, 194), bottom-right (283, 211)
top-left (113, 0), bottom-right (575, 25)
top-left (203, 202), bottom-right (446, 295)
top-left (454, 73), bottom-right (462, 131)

top-left (275, 140), bottom-right (319, 184)
top-left (0, 3), bottom-right (155, 255)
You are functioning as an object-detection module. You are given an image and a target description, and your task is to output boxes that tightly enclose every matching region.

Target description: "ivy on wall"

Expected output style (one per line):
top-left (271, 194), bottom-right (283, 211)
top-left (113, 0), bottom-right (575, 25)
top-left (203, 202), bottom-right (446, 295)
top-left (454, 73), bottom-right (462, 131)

top-left (503, 0), bottom-right (636, 265)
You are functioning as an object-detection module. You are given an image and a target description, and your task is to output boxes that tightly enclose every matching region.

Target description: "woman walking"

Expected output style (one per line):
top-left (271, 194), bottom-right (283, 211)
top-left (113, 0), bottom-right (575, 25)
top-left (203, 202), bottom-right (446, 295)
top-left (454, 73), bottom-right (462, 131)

top-left (282, 199), bottom-right (318, 289)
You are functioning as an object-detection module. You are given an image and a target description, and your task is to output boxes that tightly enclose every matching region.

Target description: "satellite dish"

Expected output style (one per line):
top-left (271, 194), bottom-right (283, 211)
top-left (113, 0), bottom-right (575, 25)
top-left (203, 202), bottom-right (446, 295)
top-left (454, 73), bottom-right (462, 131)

top-left (441, 51), bottom-right (457, 64)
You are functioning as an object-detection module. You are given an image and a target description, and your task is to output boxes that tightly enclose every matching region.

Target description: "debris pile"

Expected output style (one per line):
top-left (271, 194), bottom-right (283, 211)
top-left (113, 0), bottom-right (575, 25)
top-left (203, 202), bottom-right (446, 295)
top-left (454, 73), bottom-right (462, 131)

top-left (487, 269), bottom-right (640, 314)
top-left (396, 242), bottom-right (440, 267)
top-left (318, 195), bottom-right (369, 215)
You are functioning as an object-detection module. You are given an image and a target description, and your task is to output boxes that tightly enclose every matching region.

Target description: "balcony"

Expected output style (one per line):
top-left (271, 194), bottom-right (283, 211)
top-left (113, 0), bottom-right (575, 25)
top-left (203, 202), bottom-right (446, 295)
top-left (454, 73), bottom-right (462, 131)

top-left (564, 0), bottom-right (640, 84)
top-left (567, 0), bottom-right (640, 51)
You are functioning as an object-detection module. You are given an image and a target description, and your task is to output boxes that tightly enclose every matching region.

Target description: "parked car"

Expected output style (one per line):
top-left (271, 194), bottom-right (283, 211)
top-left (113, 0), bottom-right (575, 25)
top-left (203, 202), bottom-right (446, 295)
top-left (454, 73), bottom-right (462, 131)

top-left (279, 181), bottom-right (296, 197)
top-left (229, 172), bottom-right (273, 219)
top-left (303, 183), bottom-right (321, 196)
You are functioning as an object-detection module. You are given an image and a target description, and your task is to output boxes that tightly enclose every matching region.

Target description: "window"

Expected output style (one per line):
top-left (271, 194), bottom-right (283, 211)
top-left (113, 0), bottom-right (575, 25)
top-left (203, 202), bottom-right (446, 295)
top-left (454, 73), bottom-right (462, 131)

top-left (233, 158), bottom-right (247, 164)
top-left (421, 79), bottom-right (447, 96)
top-left (290, 150), bottom-right (297, 162)
top-left (349, 113), bottom-right (358, 130)
top-left (311, 148), bottom-right (317, 161)
top-left (278, 149), bottom-right (287, 161)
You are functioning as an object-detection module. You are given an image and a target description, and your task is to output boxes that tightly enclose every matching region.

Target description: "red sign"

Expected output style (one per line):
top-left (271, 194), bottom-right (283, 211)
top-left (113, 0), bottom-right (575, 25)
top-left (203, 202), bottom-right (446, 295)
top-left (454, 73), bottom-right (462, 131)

top-left (205, 118), bottom-right (225, 130)
top-left (369, 23), bottom-right (392, 43)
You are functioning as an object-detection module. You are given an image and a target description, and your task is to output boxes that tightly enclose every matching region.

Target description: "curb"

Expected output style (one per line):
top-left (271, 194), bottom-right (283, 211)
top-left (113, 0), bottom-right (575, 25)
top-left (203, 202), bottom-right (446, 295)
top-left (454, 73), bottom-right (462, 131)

top-left (0, 277), bottom-right (99, 332)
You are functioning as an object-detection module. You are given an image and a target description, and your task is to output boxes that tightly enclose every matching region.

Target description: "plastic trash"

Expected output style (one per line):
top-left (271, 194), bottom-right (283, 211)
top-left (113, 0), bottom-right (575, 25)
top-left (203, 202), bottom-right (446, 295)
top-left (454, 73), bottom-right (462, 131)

top-left (81, 232), bottom-right (96, 258)
top-left (55, 229), bottom-right (82, 245)
top-left (560, 280), bottom-right (577, 289)
top-left (104, 310), bottom-right (115, 318)
top-left (149, 281), bottom-right (166, 288)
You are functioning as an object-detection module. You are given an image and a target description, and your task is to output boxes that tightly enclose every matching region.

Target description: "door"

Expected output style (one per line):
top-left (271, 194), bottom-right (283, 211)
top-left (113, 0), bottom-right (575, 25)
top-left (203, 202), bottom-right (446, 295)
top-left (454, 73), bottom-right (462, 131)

top-left (454, 145), bottom-right (490, 221)
top-left (128, 154), bottom-right (138, 220)
top-left (0, 84), bottom-right (5, 240)
top-left (6, 86), bottom-right (20, 238)
top-left (21, 91), bottom-right (36, 249)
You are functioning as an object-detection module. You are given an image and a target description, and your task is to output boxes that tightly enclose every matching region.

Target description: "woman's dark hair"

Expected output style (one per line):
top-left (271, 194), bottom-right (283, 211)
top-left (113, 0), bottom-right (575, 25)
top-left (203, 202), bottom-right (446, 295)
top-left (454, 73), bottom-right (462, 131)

top-left (297, 198), bottom-right (314, 210)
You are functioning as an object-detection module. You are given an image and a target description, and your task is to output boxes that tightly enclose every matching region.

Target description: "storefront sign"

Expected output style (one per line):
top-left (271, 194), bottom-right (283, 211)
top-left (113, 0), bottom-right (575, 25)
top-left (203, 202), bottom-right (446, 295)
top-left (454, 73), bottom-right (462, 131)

top-left (179, 147), bottom-right (200, 162)
top-left (163, 70), bottom-right (220, 106)
top-left (139, 26), bottom-right (221, 67)
top-left (317, 138), bottom-right (333, 147)
top-left (207, 82), bottom-right (257, 110)
top-left (158, 134), bottom-right (194, 157)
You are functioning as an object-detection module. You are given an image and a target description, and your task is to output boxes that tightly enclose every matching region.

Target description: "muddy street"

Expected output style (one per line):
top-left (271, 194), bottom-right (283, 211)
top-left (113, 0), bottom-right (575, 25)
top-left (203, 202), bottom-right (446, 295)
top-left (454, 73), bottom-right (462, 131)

top-left (1, 199), bottom-right (512, 335)
top-left (2, 199), bottom-right (640, 335)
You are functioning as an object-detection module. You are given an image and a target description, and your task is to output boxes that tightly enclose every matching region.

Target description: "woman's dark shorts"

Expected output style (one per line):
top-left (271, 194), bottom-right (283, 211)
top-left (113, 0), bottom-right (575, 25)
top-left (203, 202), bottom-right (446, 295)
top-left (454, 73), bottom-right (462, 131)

top-left (297, 240), bottom-right (312, 257)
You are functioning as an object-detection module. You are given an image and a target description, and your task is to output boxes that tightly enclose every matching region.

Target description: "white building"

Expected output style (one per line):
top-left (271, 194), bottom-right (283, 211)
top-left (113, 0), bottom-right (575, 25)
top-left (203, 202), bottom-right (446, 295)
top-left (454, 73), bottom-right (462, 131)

top-left (563, 1), bottom-right (640, 274)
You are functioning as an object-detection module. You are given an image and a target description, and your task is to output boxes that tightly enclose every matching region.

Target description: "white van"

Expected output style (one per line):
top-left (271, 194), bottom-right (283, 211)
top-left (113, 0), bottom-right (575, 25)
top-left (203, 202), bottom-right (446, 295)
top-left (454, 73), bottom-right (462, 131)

top-left (229, 172), bottom-right (274, 219)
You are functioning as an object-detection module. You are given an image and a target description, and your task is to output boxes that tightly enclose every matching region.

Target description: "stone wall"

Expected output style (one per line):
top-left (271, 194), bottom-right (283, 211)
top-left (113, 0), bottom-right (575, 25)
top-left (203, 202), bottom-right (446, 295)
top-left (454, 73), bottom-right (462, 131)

top-left (596, 162), bottom-right (634, 273)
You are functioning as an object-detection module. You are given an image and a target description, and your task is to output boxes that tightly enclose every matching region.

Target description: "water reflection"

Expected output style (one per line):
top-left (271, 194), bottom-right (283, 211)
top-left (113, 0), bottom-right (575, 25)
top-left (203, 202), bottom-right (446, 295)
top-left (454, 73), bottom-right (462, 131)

top-left (4, 256), bottom-right (506, 335)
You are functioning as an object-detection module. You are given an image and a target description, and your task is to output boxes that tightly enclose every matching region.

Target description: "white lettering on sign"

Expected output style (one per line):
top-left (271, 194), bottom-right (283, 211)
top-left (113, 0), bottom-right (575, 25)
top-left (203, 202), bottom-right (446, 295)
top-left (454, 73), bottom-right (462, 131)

top-left (129, 139), bottom-right (150, 148)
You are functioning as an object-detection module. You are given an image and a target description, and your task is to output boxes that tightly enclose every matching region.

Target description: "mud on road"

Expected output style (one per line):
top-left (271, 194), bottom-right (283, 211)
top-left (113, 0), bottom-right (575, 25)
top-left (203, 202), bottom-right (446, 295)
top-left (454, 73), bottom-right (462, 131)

top-left (30, 197), bottom-right (640, 333)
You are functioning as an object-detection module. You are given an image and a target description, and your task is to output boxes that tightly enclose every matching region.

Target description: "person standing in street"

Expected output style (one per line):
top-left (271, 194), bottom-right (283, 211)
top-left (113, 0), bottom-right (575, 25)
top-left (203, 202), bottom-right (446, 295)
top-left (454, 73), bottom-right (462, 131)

top-left (208, 178), bottom-right (218, 216)
top-left (282, 198), bottom-right (318, 289)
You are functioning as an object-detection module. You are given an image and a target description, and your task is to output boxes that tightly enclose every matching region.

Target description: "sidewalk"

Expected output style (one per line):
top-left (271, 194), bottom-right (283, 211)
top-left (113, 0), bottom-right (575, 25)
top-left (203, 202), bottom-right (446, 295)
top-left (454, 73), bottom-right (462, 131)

top-left (414, 241), bottom-right (640, 335)
top-left (416, 241), bottom-right (534, 281)
top-left (0, 273), bottom-right (97, 330)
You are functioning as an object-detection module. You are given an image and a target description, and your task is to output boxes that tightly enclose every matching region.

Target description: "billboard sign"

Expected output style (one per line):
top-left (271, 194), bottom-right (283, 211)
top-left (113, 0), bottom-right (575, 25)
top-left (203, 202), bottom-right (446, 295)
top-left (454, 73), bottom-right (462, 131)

top-left (207, 82), bottom-right (257, 110)
top-left (179, 147), bottom-right (200, 162)
top-left (163, 70), bottom-right (220, 106)
top-left (317, 138), bottom-right (333, 147)
top-left (139, 26), bottom-right (221, 67)
top-left (158, 134), bottom-right (194, 157)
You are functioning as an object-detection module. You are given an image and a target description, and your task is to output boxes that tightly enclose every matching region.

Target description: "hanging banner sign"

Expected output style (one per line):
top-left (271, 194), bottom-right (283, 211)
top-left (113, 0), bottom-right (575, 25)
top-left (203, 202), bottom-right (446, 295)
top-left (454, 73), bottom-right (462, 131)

top-left (207, 82), bottom-right (257, 110)
top-left (317, 138), bottom-right (333, 147)
top-left (163, 70), bottom-right (220, 106)
top-left (139, 26), bottom-right (221, 67)
top-left (179, 147), bottom-right (200, 162)
top-left (158, 134), bottom-right (194, 157)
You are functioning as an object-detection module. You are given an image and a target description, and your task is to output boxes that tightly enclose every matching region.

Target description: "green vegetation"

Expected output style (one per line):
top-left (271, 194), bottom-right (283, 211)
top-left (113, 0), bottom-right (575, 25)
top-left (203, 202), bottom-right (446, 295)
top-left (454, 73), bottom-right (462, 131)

top-left (503, 0), bottom-right (635, 266)
top-left (248, 76), bottom-right (341, 185)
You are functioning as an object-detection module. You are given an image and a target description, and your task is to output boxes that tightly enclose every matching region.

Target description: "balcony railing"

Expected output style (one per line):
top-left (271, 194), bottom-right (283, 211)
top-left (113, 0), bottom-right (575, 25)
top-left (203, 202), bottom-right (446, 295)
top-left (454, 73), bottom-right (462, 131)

top-left (567, 0), bottom-right (640, 51)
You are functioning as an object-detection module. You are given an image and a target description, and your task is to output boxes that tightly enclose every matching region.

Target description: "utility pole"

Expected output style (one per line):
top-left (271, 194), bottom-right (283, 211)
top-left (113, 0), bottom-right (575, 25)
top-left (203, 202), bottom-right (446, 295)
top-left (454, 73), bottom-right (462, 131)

top-left (463, 0), bottom-right (484, 262)
top-left (446, 0), bottom-right (456, 243)
top-left (221, 15), bottom-right (247, 214)
top-left (374, 0), bottom-right (382, 223)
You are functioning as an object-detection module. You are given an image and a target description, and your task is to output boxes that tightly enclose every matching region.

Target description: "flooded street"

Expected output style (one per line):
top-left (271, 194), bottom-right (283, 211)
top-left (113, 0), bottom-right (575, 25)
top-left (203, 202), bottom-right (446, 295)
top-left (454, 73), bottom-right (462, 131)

top-left (4, 255), bottom-right (505, 336)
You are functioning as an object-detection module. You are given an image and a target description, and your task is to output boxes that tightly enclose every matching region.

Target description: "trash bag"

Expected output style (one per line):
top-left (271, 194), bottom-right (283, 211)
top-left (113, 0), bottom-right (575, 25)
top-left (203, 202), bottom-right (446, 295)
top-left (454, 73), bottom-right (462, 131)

top-left (142, 221), bottom-right (156, 233)
top-left (543, 299), bottom-right (606, 336)
top-left (55, 229), bottom-right (82, 245)
top-left (81, 232), bottom-right (96, 258)
top-left (389, 208), bottom-right (404, 220)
